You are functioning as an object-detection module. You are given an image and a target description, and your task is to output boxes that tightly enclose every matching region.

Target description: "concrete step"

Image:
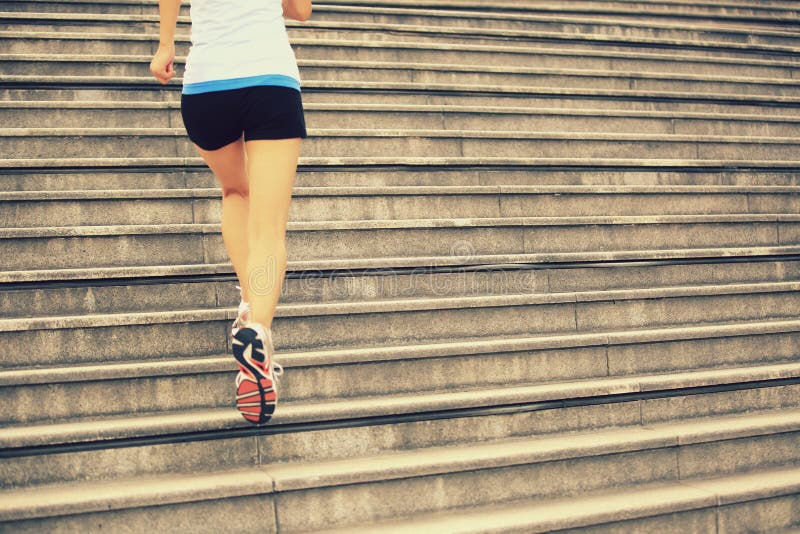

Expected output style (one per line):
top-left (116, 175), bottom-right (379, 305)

top-left (7, 361), bottom-right (796, 457)
top-left (272, 2), bottom-right (800, 29)
top-left (4, 277), bottom-right (800, 367)
top-left (2, 6), bottom-right (796, 44)
top-left (137, 407), bottom-right (800, 533)
top-left (6, 83), bottom-right (800, 124)
top-left (3, 214), bottom-right (800, 270)
top-left (5, 55), bottom-right (800, 98)
top-left (0, 20), bottom-right (797, 65)
top-left (4, 387), bottom-right (792, 520)
top-left (317, 465), bottom-right (800, 533)
top-left (4, 127), bottom-right (800, 161)
top-left (286, 19), bottom-right (800, 51)
top-left (12, 6), bottom-right (797, 36)
top-left (0, 23), bottom-right (797, 69)
top-left (3, 0), bottom-right (800, 27)
top-left (5, 33), bottom-right (798, 80)
top-left (1, 364), bottom-right (798, 468)
top-left (4, 253), bottom-right (800, 316)
top-left (1, 0), bottom-right (196, 15)
top-left (5, 185), bottom-right (800, 228)
top-left (2, 8), bottom-right (799, 51)
top-left (6, 101), bottom-right (800, 138)
top-left (6, 76), bottom-right (800, 113)
top-left (3, 241), bottom-right (798, 282)
top-left (288, 32), bottom-right (798, 64)
top-left (2, 313), bottom-right (800, 423)
top-left (293, 0), bottom-right (800, 15)
top-left (2, 0), bottom-right (797, 21)
top-left (3, 159), bottom-right (800, 192)
top-left (277, 4), bottom-right (800, 32)
top-left (1, 406), bottom-right (798, 531)
top-left (294, 37), bottom-right (800, 74)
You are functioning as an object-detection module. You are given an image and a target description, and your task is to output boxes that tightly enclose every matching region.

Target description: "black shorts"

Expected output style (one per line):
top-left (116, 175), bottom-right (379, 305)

top-left (180, 84), bottom-right (308, 151)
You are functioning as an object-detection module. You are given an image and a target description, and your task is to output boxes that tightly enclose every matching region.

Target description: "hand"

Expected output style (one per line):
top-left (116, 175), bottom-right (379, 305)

top-left (282, 0), bottom-right (312, 21)
top-left (150, 42), bottom-right (176, 84)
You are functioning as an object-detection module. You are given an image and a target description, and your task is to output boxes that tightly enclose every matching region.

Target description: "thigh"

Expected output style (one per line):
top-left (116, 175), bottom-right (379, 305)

top-left (180, 88), bottom-right (244, 151)
top-left (194, 135), bottom-right (249, 195)
top-left (244, 137), bottom-right (302, 230)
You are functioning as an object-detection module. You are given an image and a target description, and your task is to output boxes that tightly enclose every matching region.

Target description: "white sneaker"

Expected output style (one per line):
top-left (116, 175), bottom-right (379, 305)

top-left (231, 321), bottom-right (283, 424)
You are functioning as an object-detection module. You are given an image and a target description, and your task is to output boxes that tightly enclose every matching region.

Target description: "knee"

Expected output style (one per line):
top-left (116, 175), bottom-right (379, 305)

top-left (248, 212), bottom-right (286, 242)
top-left (220, 183), bottom-right (249, 199)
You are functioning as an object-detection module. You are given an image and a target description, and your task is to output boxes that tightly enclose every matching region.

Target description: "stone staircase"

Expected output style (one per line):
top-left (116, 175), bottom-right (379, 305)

top-left (2, 0), bottom-right (800, 531)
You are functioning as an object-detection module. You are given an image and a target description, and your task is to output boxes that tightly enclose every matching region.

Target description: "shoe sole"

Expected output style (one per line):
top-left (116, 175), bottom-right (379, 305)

top-left (232, 328), bottom-right (277, 425)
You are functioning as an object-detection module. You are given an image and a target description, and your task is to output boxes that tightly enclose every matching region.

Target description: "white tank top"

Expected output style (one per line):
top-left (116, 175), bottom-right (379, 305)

top-left (181, 0), bottom-right (302, 94)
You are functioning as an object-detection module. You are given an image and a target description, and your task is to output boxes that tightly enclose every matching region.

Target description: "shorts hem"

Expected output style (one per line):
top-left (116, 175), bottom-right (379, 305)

top-left (244, 129), bottom-right (308, 141)
top-left (190, 132), bottom-right (242, 151)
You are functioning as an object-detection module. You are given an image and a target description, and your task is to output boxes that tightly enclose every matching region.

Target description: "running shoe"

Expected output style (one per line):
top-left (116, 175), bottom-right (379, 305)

top-left (232, 321), bottom-right (283, 424)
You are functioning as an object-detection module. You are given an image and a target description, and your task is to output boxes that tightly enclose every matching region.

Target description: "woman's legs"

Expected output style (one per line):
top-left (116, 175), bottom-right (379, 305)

top-left (243, 137), bottom-right (302, 329)
top-left (192, 135), bottom-right (252, 301)
top-left (192, 135), bottom-right (301, 332)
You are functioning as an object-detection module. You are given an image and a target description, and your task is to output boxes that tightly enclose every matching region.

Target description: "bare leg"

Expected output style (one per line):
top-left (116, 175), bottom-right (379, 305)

top-left (244, 137), bottom-right (302, 329)
top-left (192, 135), bottom-right (252, 301)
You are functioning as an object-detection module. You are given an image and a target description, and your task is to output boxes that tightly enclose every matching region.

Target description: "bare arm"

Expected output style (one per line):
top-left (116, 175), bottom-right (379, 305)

top-left (150, 0), bottom-right (182, 84)
top-left (282, 0), bottom-right (312, 21)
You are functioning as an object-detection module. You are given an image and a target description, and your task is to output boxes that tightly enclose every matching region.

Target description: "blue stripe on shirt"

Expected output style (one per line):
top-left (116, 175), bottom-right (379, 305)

top-left (182, 73), bottom-right (301, 94)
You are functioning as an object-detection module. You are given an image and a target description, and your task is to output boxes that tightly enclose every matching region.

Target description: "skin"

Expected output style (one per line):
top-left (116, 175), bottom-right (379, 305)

top-left (151, 0), bottom-right (312, 329)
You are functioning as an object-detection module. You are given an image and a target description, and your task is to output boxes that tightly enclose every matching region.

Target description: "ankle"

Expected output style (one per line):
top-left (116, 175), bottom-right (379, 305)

top-left (235, 284), bottom-right (250, 305)
top-left (247, 319), bottom-right (272, 331)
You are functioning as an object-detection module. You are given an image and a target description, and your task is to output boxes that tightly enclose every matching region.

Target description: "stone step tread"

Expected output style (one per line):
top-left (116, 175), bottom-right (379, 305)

top-left (5, 100), bottom-right (800, 124)
top-left (5, 32), bottom-right (799, 69)
top-left (13, 0), bottom-right (800, 13)
top-left (326, 0), bottom-right (800, 12)
top-left (2, 5), bottom-right (796, 29)
top-left (7, 55), bottom-right (800, 86)
top-left (6, 183), bottom-right (800, 201)
top-left (13, 95), bottom-right (790, 114)
top-left (3, 213), bottom-right (800, 239)
top-left (4, 316), bottom-right (800, 386)
top-left (2, 360), bottom-right (799, 449)
top-left (3, 156), bottom-right (800, 170)
top-left (4, 10), bottom-right (799, 41)
top-left (10, 187), bottom-right (798, 227)
top-left (1, 407), bottom-right (798, 522)
top-left (4, 278), bottom-right (800, 333)
top-left (238, 405), bottom-right (800, 492)
top-left (6, 128), bottom-right (800, 145)
top-left (315, 464), bottom-right (800, 533)
top-left (7, 5), bottom-right (794, 26)
top-left (10, 0), bottom-right (797, 16)
top-left (2, 23), bottom-right (798, 57)
top-left (288, 16), bottom-right (800, 39)
top-left (4, 244), bottom-right (798, 283)
top-left (6, 78), bottom-right (799, 106)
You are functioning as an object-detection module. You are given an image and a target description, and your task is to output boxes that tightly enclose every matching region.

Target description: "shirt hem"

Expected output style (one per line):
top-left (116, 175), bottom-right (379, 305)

top-left (182, 73), bottom-right (301, 94)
